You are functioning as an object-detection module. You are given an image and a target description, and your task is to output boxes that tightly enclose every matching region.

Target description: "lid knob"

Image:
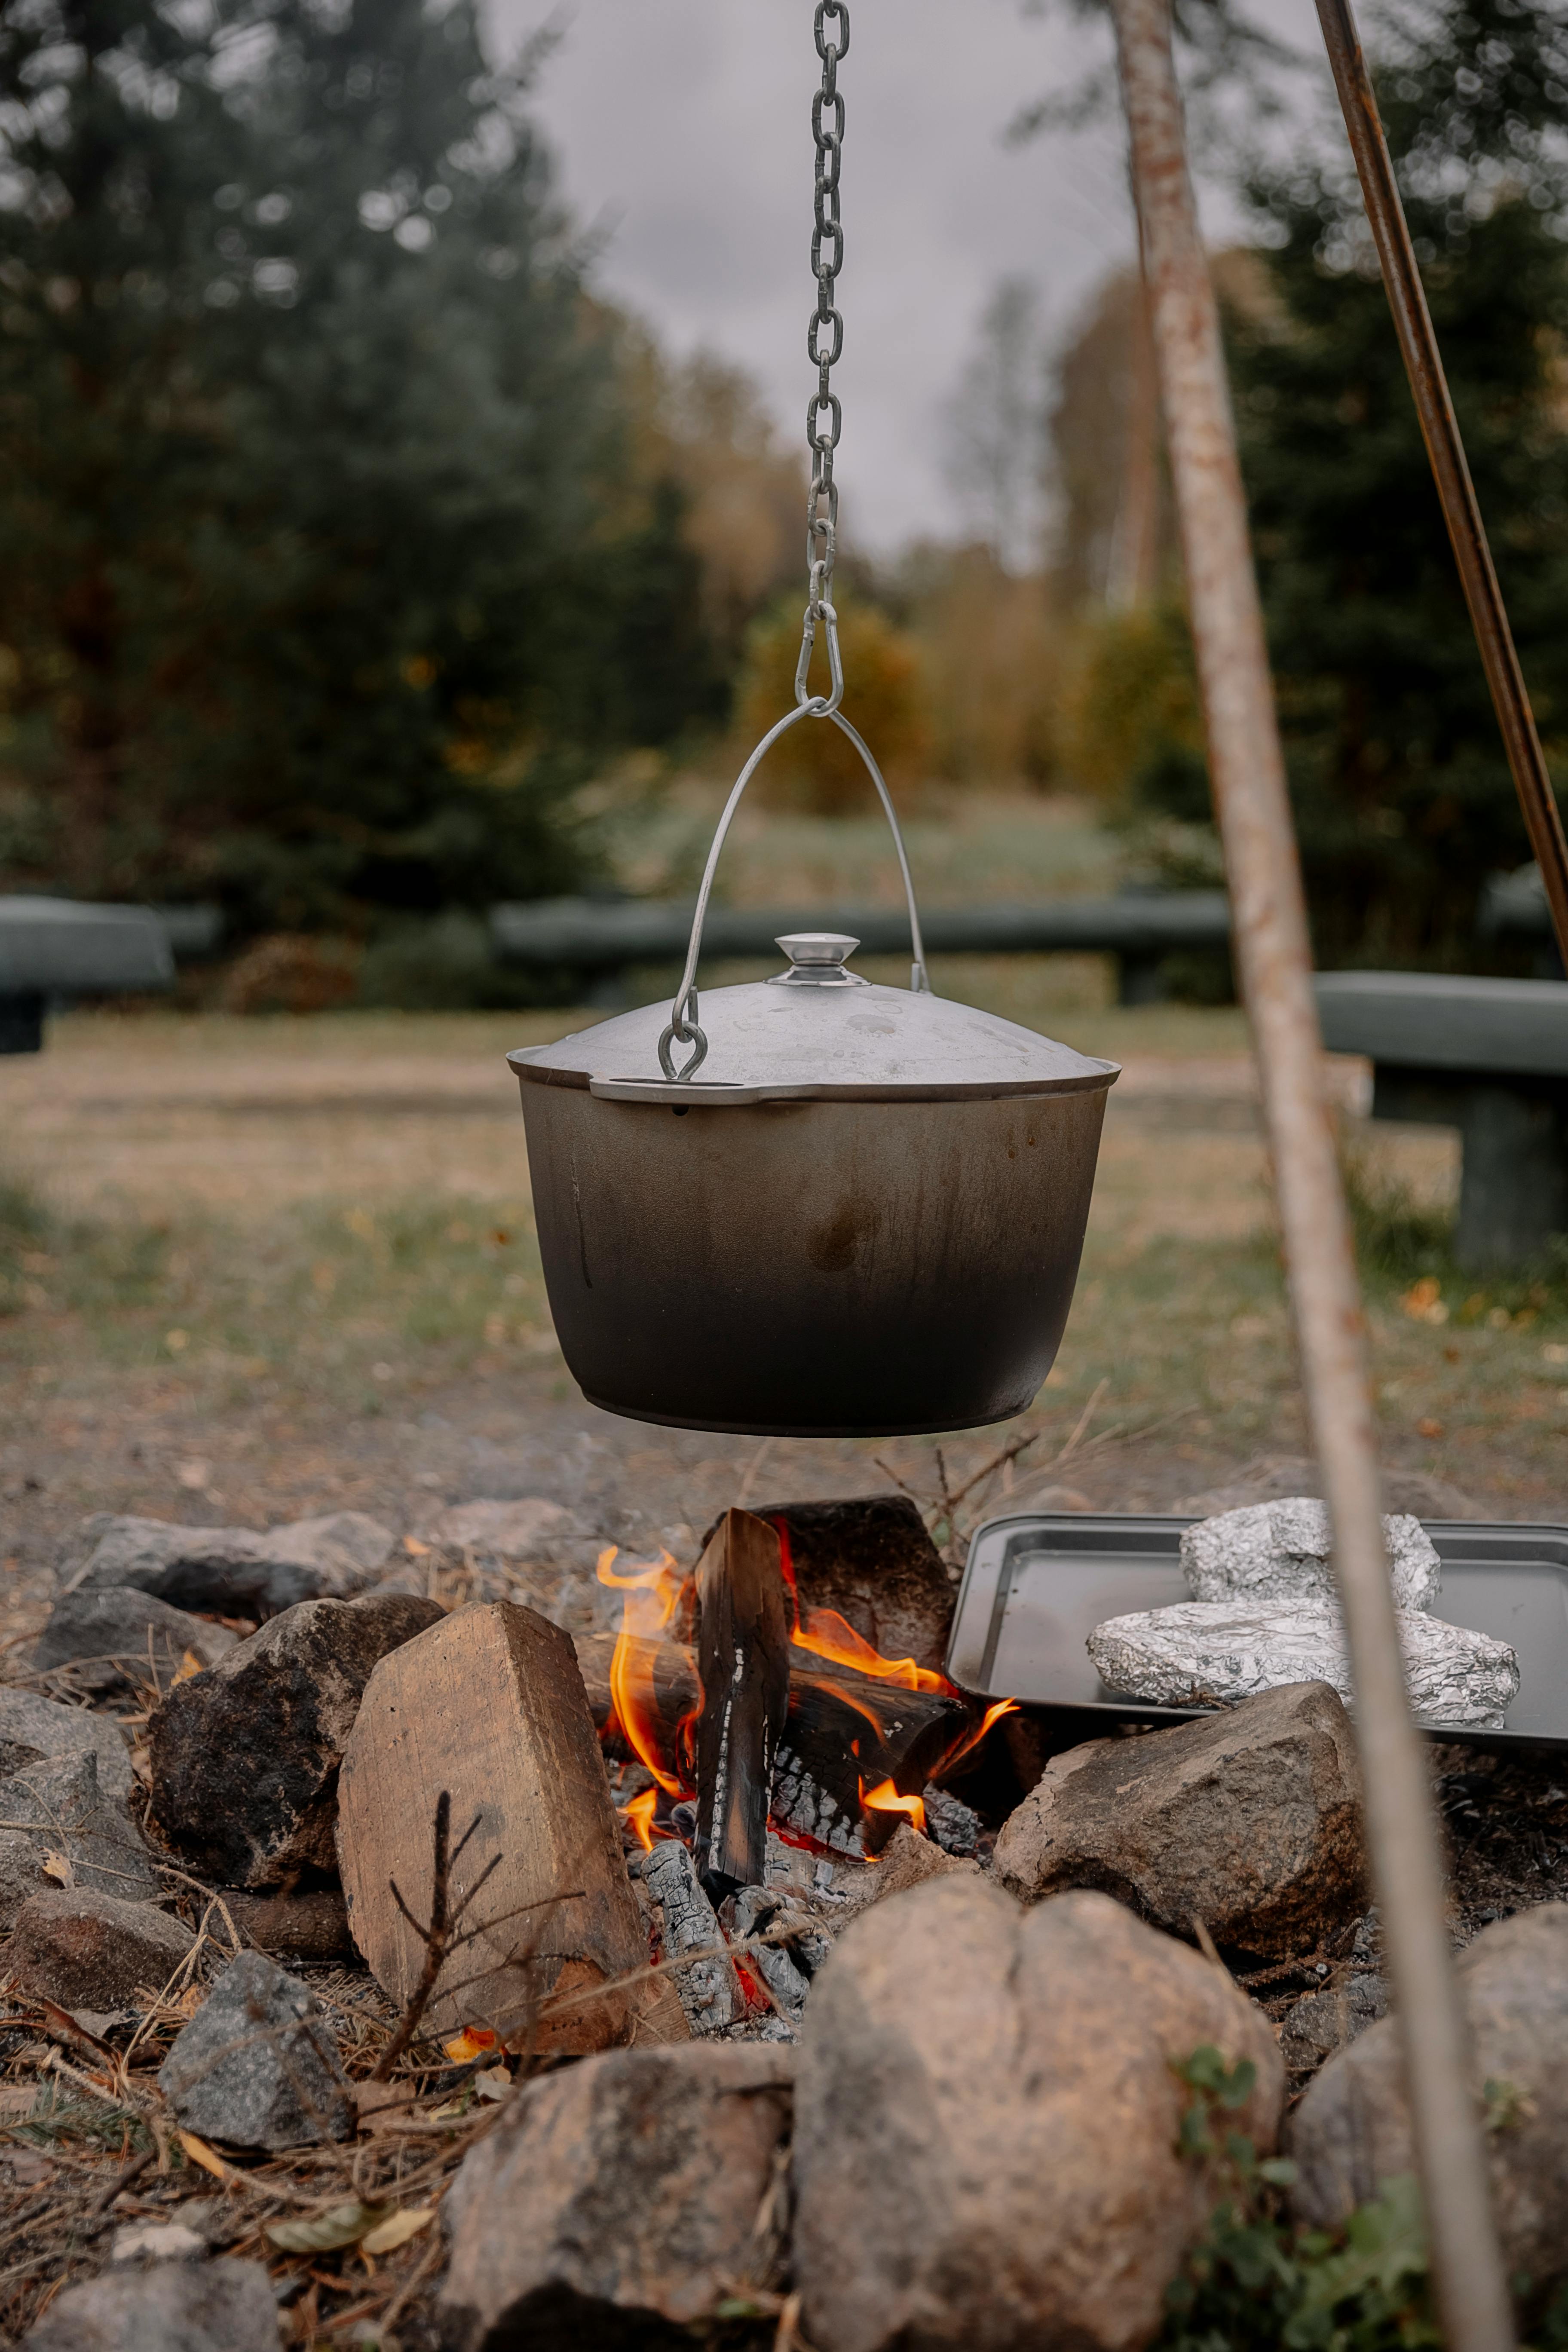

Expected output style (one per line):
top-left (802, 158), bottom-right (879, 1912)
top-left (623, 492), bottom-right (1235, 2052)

top-left (770, 933), bottom-right (867, 989)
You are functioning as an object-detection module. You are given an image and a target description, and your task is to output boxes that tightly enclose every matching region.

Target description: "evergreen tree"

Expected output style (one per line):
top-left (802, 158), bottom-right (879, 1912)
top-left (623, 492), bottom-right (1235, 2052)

top-left (0, 0), bottom-right (719, 931)
top-left (1221, 0), bottom-right (1568, 965)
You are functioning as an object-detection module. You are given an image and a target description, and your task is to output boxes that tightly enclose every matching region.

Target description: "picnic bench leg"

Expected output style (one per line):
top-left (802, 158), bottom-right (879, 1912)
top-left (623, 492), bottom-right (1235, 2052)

top-left (0, 995), bottom-right (45, 1054)
top-left (1456, 1084), bottom-right (1568, 1273)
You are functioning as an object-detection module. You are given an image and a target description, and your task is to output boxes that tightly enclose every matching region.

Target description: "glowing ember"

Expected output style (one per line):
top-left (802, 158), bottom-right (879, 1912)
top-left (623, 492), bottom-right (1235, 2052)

top-left (597, 1545), bottom-right (694, 1797)
top-left (860, 1776), bottom-right (927, 1835)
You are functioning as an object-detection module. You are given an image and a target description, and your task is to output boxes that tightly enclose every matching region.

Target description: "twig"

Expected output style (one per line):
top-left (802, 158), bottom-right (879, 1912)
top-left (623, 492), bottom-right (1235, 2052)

top-left (371, 1793), bottom-right (524, 2082)
top-left (85, 2144), bottom-right (156, 2220)
top-left (1054, 1375), bottom-right (1110, 1467)
top-left (944, 1427), bottom-right (1043, 1513)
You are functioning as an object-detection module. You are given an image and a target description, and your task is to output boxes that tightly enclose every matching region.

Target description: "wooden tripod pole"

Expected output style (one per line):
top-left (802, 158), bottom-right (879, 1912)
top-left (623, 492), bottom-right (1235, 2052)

top-left (1106, 2), bottom-right (1513, 2343)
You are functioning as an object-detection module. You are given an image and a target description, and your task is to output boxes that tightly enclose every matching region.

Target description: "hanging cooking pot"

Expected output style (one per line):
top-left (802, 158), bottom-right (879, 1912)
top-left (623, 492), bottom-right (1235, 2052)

top-left (506, 0), bottom-right (1115, 1435)
top-left (507, 708), bottom-right (1118, 1437)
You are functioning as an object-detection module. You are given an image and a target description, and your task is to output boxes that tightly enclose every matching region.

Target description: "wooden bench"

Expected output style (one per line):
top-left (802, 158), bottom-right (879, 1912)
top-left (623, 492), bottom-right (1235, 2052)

top-left (1314, 971), bottom-right (1568, 1271)
top-left (490, 890), bottom-right (1232, 1009)
top-left (0, 897), bottom-right (174, 1053)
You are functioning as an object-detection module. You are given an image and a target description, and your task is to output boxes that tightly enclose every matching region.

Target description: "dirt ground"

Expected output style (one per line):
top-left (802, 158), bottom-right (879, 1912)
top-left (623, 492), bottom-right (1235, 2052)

top-left (0, 991), bottom-right (1560, 1645)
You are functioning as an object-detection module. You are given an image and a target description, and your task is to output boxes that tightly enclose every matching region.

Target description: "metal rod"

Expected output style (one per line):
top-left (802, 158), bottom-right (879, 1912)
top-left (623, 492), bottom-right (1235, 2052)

top-left (1106, 3), bottom-right (1514, 2344)
top-left (1314, 0), bottom-right (1568, 972)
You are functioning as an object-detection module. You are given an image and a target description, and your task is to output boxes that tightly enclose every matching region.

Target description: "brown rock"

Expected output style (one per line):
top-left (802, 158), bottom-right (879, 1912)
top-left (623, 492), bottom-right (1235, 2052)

top-left (224, 1885), bottom-right (352, 1960)
top-left (440, 2042), bottom-right (793, 2350)
top-left (147, 1592), bottom-right (444, 1887)
top-left (843, 1821), bottom-right (978, 1909)
top-left (993, 1681), bottom-right (1366, 1957)
top-left (793, 1878), bottom-right (1282, 2352)
top-left (337, 1600), bottom-right (687, 2052)
top-left (1291, 1902), bottom-right (1568, 2290)
top-left (9, 1890), bottom-right (196, 2010)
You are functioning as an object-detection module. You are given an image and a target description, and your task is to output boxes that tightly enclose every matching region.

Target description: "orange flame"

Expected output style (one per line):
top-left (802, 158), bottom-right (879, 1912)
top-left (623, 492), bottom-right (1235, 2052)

top-left (860, 1777), bottom-right (927, 1836)
top-left (619, 1785), bottom-right (659, 1852)
top-left (598, 1546), bottom-right (692, 1798)
top-left (935, 1696), bottom-right (1019, 1779)
top-left (771, 1517), bottom-right (953, 1694)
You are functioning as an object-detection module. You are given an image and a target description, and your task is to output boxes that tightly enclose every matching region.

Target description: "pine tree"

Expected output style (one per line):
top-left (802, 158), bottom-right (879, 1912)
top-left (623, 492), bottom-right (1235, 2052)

top-left (0, 0), bottom-right (717, 931)
top-left (1222, 0), bottom-right (1568, 965)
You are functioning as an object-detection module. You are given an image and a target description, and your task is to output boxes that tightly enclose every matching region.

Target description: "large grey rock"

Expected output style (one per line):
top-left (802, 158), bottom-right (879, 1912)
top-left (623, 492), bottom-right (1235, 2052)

top-left (9, 1889), bottom-right (195, 2009)
top-left (33, 1588), bottom-right (236, 1695)
top-left (0, 1687), bottom-right (134, 1804)
top-left (148, 1591), bottom-right (443, 1886)
top-left (21, 2255), bottom-right (279, 2349)
top-left (159, 1948), bottom-right (352, 2149)
top-left (1088, 1599), bottom-right (1520, 1728)
top-left (792, 1879), bottom-right (1283, 2352)
top-left (1291, 1903), bottom-right (1568, 2291)
top-left (994, 1681), bottom-right (1366, 1958)
top-left (68, 1509), bottom-right (395, 1617)
top-left (440, 2043), bottom-right (793, 2350)
top-left (0, 1751), bottom-right (159, 1930)
top-left (1180, 1498), bottom-right (1442, 1611)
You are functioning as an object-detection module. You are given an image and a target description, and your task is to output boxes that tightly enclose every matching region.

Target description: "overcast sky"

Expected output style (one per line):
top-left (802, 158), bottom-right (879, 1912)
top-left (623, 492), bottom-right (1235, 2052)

top-left (483, 0), bottom-right (1307, 554)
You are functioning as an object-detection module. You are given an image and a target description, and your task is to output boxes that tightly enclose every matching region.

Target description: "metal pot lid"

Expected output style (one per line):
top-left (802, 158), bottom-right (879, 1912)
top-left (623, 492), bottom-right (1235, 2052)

top-left (509, 933), bottom-right (1120, 1105)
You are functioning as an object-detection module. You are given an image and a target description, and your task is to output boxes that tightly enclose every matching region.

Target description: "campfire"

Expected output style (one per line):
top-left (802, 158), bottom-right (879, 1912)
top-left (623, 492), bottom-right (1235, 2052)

top-left (579, 1501), bottom-right (1016, 2040)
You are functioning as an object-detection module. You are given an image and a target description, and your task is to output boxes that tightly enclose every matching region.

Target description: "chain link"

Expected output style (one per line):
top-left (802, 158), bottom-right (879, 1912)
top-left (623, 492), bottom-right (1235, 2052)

top-left (805, 2), bottom-right (849, 624)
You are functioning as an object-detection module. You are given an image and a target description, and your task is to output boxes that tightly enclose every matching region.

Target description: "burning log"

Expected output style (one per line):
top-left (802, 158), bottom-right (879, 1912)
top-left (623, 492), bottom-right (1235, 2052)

top-left (692, 1510), bottom-right (791, 1900)
top-left (720, 1493), bottom-right (956, 1674)
top-left (573, 1630), bottom-right (970, 1845)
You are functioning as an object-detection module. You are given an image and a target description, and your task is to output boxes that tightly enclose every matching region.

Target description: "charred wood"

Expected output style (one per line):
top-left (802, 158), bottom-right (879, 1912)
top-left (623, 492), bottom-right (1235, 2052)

top-left (692, 1510), bottom-right (791, 1902)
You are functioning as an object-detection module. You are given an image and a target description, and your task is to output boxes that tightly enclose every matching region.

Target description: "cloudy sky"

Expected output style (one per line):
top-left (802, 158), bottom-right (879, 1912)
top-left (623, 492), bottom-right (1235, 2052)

top-left (484, 0), bottom-right (1309, 554)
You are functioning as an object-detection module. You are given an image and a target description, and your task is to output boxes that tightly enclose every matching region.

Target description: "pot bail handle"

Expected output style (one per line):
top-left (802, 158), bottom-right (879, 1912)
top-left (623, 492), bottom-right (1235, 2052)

top-left (656, 611), bottom-right (931, 1082)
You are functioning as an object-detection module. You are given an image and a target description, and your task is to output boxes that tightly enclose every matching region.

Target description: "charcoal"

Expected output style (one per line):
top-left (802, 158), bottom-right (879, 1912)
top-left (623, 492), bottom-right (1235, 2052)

top-left (640, 1839), bottom-right (741, 2035)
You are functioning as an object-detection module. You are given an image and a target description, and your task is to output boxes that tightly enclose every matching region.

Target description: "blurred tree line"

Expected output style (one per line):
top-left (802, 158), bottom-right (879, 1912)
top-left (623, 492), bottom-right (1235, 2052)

top-left (3, 0), bottom-right (1565, 993)
top-left (0, 0), bottom-right (800, 991)
top-left (1040, 0), bottom-right (1568, 970)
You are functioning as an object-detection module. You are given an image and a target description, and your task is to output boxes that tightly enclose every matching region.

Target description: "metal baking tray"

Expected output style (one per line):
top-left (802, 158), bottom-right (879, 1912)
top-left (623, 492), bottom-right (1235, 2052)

top-left (946, 1514), bottom-right (1568, 1750)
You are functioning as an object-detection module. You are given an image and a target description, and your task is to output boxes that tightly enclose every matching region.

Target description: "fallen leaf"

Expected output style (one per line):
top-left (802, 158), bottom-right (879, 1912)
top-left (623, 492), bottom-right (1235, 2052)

top-left (1417, 1417), bottom-right (1444, 1439)
top-left (0, 2085), bottom-right (36, 2118)
top-left (176, 2129), bottom-right (236, 2184)
top-left (474, 2066), bottom-right (511, 2102)
top-left (441, 2027), bottom-right (497, 2066)
top-left (427, 2098), bottom-right (468, 2122)
top-left (266, 2200), bottom-right (391, 2254)
top-left (403, 1535), bottom-right (431, 1557)
top-left (40, 1852), bottom-right (73, 1889)
top-left (171, 1649), bottom-right (204, 1686)
top-left (38, 1999), bottom-right (113, 2061)
top-left (360, 2206), bottom-right (435, 2256)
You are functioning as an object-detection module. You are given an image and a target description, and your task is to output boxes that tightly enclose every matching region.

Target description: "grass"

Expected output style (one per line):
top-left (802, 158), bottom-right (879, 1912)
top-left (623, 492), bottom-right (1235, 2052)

top-left (0, 775), bottom-right (1562, 1520)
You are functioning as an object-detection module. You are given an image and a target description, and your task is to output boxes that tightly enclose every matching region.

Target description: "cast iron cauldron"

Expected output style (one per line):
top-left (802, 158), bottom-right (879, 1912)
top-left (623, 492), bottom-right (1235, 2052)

top-left (507, 738), bottom-right (1118, 1437)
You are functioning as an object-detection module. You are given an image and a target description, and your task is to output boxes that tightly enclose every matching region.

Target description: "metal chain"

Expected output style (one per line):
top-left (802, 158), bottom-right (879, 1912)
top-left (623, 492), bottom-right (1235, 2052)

top-left (793, 1), bottom-right (849, 714)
